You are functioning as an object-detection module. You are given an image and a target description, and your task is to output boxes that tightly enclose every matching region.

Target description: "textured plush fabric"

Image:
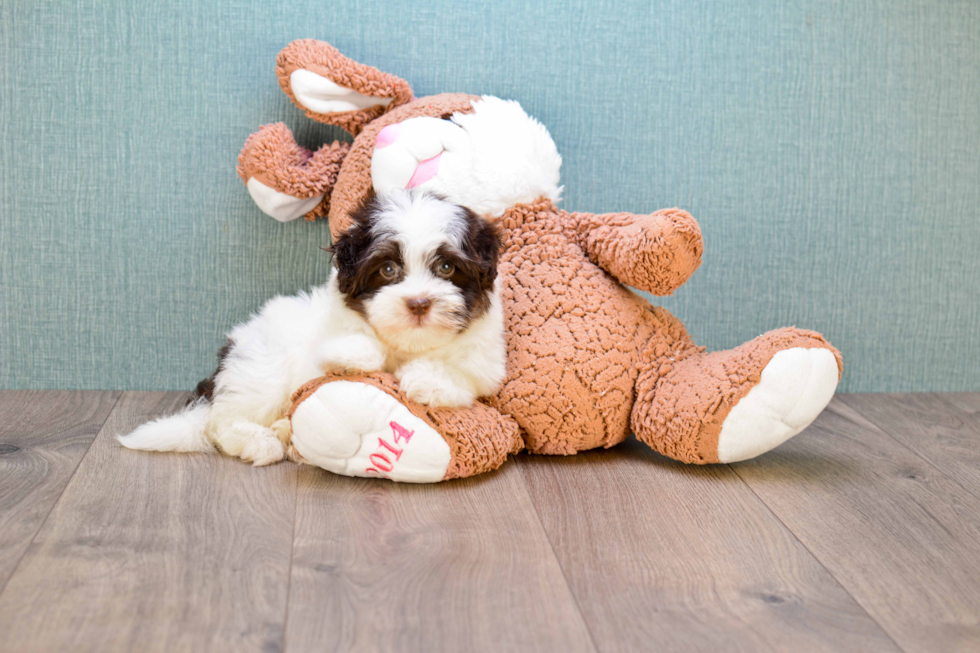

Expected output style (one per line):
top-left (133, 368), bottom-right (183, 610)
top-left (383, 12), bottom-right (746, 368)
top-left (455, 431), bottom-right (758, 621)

top-left (237, 125), bottom-right (349, 220)
top-left (487, 199), bottom-right (708, 454)
top-left (567, 209), bottom-right (704, 296)
top-left (1, 2), bottom-right (978, 392)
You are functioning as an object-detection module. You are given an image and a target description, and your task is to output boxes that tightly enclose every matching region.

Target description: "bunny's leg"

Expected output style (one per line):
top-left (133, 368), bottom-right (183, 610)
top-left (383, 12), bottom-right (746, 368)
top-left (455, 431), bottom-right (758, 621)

top-left (287, 373), bottom-right (523, 482)
top-left (632, 328), bottom-right (841, 464)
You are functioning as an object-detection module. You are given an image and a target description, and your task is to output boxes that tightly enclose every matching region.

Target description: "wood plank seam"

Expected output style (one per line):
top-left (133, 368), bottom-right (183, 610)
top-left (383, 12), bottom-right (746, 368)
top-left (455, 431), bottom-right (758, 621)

top-left (280, 462), bottom-right (301, 653)
top-left (0, 391), bottom-right (123, 598)
top-left (514, 461), bottom-right (602, 653)
top-left (728, 463), bottom-right (907, 653)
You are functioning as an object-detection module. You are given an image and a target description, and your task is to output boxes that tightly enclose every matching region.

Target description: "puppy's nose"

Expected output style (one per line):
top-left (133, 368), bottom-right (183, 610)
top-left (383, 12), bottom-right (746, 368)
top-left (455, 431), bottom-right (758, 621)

top-left (406, 297), bottom-right (432, 316)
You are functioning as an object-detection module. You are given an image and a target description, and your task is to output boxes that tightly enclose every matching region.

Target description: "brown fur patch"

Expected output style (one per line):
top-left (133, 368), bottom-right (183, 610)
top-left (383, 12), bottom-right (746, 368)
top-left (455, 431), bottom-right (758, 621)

top-left (191, 339), bottom-right (233, 403)
top-left (433, 206), bottom-right (500, 322)
top-left (327, 195), bottom-right (405, 317)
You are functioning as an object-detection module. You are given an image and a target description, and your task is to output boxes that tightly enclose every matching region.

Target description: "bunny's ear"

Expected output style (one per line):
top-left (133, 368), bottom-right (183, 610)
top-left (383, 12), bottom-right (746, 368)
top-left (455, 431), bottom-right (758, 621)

top-left (276, 39), bottom-right (414, 136)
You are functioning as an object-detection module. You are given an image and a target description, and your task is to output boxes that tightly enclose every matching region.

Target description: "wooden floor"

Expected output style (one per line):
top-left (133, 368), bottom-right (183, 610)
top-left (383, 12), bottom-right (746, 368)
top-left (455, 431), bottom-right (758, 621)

top-left (0, 392), bottom-right (979, 652)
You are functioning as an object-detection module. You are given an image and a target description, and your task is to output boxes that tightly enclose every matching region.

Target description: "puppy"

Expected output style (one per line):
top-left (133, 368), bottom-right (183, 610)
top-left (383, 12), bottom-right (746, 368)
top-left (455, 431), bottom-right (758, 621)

top-left (118, 190), bottom-right (505, 466)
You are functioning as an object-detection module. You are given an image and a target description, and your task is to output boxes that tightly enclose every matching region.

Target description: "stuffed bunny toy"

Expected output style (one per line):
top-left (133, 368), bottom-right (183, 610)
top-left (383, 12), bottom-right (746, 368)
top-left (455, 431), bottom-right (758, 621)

top-left (237, 39), bottom-right (842, 482)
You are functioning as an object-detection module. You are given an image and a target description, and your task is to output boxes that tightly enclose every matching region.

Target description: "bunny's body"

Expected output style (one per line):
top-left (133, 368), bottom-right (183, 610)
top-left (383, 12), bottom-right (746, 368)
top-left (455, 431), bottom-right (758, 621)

top-left (227, 40), bottom-right (841, 482)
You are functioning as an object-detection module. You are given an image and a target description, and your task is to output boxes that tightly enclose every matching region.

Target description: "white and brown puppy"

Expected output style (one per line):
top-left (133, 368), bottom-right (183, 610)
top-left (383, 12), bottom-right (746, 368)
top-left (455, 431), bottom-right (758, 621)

top-left (118, 190), bottom-right (505, 466)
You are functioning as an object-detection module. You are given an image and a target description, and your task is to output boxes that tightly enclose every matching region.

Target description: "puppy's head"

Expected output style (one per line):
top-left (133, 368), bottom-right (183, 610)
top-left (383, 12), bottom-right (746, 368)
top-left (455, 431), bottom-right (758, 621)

top-left (330, 190), bottom-right (500, 353)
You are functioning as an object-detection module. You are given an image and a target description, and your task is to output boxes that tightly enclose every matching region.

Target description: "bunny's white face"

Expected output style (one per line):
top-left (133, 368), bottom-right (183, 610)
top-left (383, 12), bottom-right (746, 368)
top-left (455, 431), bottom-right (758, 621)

top-left (370, 97), bottom-right (563, 219)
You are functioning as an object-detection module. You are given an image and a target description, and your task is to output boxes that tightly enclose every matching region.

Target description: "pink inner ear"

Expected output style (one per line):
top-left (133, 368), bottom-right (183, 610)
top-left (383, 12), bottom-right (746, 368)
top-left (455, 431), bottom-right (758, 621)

top-left (406, 152), bottom-right (442, 189)
top-left (375, 123), bottom-right (403, 149)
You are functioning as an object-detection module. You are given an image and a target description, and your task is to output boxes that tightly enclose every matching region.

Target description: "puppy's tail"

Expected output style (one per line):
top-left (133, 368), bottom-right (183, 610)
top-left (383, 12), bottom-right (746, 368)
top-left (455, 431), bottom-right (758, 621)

top-left (116, 399), bottom-right (213, 453)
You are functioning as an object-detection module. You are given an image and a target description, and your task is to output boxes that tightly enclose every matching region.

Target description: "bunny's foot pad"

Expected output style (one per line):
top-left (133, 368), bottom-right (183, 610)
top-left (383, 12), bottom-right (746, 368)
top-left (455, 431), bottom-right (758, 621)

top-left (290, 380), bottom-right (452, 483)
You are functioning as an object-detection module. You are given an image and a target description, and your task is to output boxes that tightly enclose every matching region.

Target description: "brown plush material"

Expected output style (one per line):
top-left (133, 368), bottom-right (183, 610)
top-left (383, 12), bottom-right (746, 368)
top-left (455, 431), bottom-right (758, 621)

top-left (237, 124), bottom-right (350, 220)
top-left (631, 327), bottom-right (843, 463)
top-left (486, 199), bottom-right (702, 454)
top-left (290, 373), bottom-right (523, 480)
top-left (567, 209), bottom-right (704, 296)
top-left (238, 39), bottom-right (844, 479)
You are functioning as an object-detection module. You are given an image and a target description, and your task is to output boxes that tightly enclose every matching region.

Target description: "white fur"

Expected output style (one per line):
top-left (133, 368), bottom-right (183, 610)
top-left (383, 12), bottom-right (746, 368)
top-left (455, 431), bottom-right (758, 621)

top-left (118, 191), bottom-right (505, 466)
top-left (372, 96), bottom-right (563, 218)
top-left (117, 400), bottom-right (212, 453)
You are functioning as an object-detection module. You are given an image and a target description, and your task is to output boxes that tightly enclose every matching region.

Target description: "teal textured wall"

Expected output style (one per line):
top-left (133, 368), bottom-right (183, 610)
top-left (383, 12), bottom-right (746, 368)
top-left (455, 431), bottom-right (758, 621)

top-left (1, 1), bottom-right (978, 392)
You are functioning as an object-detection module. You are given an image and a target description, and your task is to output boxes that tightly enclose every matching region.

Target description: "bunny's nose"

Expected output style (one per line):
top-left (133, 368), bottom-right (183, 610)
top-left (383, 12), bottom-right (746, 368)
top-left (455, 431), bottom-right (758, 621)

top-left (406, 297), bottom-right (432, 316)
top-left (375, 123), bottom-right (403, 149)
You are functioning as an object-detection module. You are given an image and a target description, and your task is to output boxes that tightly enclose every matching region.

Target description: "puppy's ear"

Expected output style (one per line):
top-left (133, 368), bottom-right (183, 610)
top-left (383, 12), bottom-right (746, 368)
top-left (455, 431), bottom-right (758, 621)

top-left (325, 230), bottom-right (359, 296)
top-left (277, 40), bottom-right (414, 136)
top-left (462, 209), bottom-right (501, 290)
top-left (324, 224), bottom-right (366, 295)
top-left (327, 195), bottom-right (379, 295)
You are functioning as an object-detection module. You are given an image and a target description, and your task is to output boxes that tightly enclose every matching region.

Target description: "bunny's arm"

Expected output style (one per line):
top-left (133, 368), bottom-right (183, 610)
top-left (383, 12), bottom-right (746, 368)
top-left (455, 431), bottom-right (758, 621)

top-left (565, 208), bottom-right (703, 296)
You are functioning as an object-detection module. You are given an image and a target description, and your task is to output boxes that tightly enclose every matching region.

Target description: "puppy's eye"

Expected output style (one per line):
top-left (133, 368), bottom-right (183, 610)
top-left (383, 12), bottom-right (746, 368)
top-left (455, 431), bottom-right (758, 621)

top-left (379, 262), bottom-right (400, 280)
top-left (436, 261), bottom-right (455, 278)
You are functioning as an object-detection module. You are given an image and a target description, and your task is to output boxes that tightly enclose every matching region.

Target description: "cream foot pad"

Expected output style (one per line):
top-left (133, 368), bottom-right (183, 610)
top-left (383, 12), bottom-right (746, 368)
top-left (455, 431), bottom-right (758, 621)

top-left (290, 380), bottom-right (451, 483)
top-left (717, 348), bottom-right (839, 463)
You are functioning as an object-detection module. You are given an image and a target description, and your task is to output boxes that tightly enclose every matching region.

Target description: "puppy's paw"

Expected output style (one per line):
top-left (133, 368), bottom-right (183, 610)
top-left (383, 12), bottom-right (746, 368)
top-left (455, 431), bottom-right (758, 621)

top-left (216, 421), bottom-right (286, 466)
top-left (270, 418), bottom-right (292, 445)
top-left (270, 418), bottom-right (302, 464)
top-left (285, 443), bottom-right (307, 464)
top-left (396, 359), bottom-right (475, 408)
top-left (316, 334), bottom-right (386, 374)
top-left (240, 432), bottom-right (286, 467)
